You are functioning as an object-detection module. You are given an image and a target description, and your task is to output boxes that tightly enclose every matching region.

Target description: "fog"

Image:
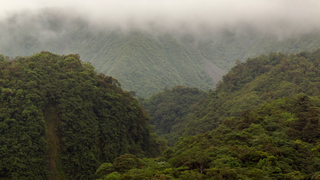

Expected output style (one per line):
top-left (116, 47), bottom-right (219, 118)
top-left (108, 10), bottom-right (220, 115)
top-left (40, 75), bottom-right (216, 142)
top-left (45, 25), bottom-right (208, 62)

top-left (1, 0), bottom-right (320, 37)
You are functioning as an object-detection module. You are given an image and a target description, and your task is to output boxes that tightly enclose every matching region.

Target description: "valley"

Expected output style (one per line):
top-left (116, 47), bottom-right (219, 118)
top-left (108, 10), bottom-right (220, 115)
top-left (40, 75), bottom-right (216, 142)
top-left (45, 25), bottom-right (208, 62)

top-left (1, 2), bottom-right (320, 179)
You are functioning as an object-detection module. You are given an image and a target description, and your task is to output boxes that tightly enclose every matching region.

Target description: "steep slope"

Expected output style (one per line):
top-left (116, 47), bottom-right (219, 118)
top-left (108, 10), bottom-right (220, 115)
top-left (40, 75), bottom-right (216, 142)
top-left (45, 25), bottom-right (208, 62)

top-left (194, 38), bottom-right (227, 86)
top-left (2, 14), bottom-right (320, 97)
top-left (198, 30), bottom-right (320, 70)
top-left (81, 33), bottom-right (215, 97)
top-left (0, 27), bottom-right (217, 97)
top-left (181, 49), bottom-right (320, 137)
top-left (143, 49), bottom-right (320, 146)
top-left (139, 85), bottom-right (208, 146)
top-left (0, 52), bottom-right (161, 179)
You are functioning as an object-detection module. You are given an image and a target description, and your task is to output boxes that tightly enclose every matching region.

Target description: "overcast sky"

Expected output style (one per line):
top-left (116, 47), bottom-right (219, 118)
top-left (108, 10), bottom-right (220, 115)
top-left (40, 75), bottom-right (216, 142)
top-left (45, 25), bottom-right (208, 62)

top-left (1, 0), bottom-right (320, 36)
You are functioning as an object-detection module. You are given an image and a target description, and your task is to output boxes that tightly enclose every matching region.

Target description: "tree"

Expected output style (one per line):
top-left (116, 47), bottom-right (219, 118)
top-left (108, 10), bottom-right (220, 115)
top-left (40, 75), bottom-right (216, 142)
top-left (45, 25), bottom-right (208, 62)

top-left (113, 154), bottom-right (144, 173)
top-left (95, 163), bottom-right (115, 179)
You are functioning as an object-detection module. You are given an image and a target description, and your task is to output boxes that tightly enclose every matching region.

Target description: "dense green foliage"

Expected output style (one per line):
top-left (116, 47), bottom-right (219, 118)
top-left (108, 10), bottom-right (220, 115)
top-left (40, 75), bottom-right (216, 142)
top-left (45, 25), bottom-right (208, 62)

top-left (96, 94), bottom-right (320, 179)
top-left (139, 85), bottom-right (208, 146)
top-left (2, 14), bottom-right (320, 178)
top-left (180, 49), bottom-right (320, 137)
top-left (137, 49), bottom-right (320, 146)
top-left (0, 52), bottom-right (162, 179)
top-left (93, 49), bottom-right (320, 179)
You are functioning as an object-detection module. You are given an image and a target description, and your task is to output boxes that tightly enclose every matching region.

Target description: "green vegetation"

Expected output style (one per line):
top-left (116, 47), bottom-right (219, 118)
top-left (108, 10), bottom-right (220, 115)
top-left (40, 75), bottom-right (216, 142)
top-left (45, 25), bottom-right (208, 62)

top-left (139, 85), bottom-right (208, 146)
top-left (2, 24), bottom-right (320, 179)
top-left (91, 48), bottom-right (320, 179)
top-left (96, 94), bottom-right (320, 179)
top-left (137, 49), bottom-right (320, 146)
top-left (180, 49), bottom-right (320, 138)
top-left (0, 52), bottom-right (162, 179)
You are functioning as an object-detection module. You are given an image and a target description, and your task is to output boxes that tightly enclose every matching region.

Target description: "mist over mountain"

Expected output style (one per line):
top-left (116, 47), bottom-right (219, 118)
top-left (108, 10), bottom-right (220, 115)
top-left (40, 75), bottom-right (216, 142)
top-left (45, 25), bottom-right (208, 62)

top-left (3, 1), bottom-right (320, 178)
top-left (1, 0), bottom-right (320, 36)
top-left (1, 0), bottom-right (320, 97)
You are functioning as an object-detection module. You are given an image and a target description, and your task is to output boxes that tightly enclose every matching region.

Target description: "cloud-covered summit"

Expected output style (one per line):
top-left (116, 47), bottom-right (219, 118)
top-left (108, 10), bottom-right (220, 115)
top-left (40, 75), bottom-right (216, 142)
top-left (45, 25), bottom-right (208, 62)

top-left (1, 0), bottom-right (320, 36)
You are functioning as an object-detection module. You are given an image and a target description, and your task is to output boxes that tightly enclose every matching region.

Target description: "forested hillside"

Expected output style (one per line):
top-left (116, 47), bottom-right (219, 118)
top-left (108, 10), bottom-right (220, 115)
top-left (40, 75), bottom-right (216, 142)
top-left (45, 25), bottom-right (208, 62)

top-left (82, 32), bottom-right (216, 97)
top-left (139, 85), bottom-right (208, 146)
top-left (2, 1), bottom-right (320, 180)
top-left (2, 47), bottom-right (320, 180)
top-left (2, 12), bottom-right (320, 97)
top-left (98, 94), bottom-right (320, 179)
top-left (0, 15), bottom-right (218, 97)
top-left (178, 49), bottom-right (320, 137)
top-left (0, 28), bottom-right (218, 97)
top-left (93, 49), bottom-right (320, 180)
top-left (141, 49), bottom-right (320, 146)
top-left (0, 52), bottom-right (163, 179)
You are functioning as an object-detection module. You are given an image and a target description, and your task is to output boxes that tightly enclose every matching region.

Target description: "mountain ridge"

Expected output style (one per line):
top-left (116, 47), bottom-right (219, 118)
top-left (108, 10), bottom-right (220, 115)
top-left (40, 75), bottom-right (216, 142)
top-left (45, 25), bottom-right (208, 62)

top-left (1, 14), bottom-right (320, 97)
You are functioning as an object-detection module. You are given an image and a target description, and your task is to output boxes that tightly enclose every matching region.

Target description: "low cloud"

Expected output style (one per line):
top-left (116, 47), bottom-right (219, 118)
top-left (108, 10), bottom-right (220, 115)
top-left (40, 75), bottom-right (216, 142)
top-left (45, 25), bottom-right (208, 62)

top-left (0, 0), bottom-right (320, 38)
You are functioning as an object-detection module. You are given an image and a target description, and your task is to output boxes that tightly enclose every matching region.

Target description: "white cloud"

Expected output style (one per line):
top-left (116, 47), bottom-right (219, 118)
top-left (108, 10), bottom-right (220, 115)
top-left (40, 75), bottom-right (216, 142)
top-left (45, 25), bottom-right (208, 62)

top-left (0, 0), bottom-right (320, 36)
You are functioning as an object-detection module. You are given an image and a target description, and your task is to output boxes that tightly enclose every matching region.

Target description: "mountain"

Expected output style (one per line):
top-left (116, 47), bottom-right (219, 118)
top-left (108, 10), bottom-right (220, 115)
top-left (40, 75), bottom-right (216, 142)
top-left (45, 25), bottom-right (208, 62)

top-left (197, 30), bottom-right (320, 70)
top-left (140, 48), bottom-right (320, 146)
top-left (0, 16), bottom-right (219, 97)
top-left (94, 49), bottom-right (320, 179)
top-left (2, 43), bottom-right (320, 180)
top-left (81, 32), bottom-right (217, 97)
top-left (0, 52), bottom-right (162, 179)
top-left (1, 13), bottom-right (320, 97)
top-left (172, 49), bottom-right (320, 141)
